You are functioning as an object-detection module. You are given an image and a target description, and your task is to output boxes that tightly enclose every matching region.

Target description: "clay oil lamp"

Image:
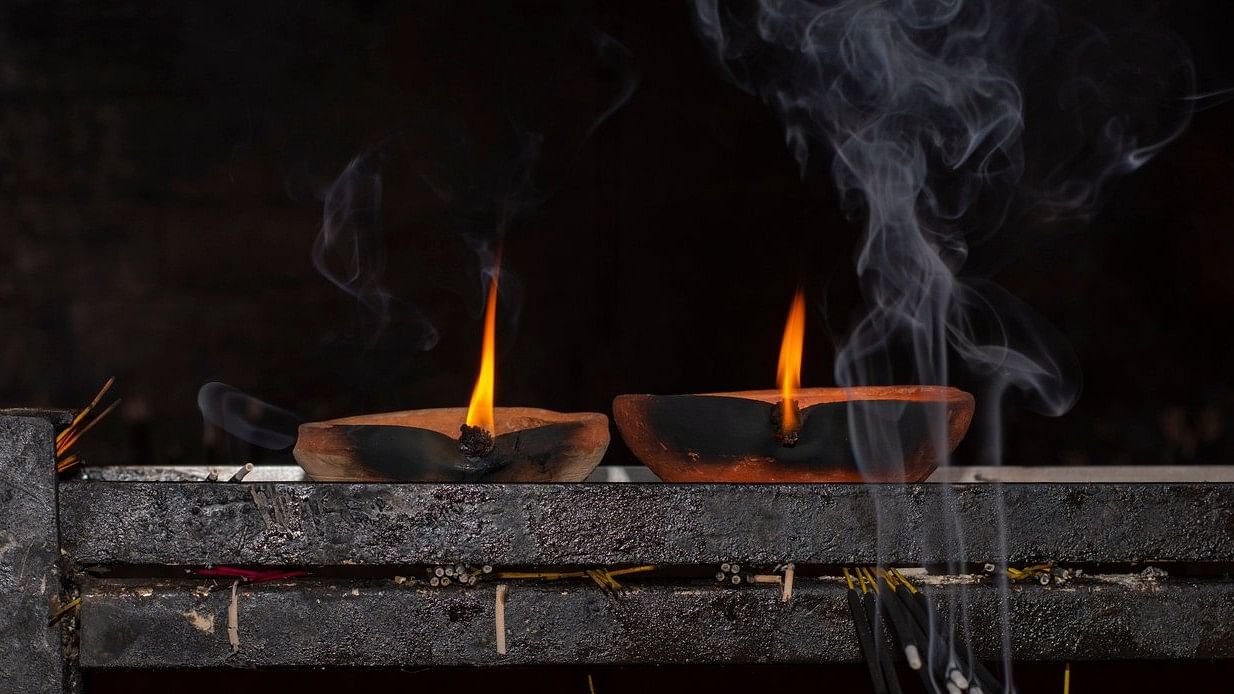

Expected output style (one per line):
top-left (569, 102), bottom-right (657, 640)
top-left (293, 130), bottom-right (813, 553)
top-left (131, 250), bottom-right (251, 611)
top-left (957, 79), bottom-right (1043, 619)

top-left (613, 290), bottom-right (973, 482)
top-left (294, 267), bottom-right (609, 482)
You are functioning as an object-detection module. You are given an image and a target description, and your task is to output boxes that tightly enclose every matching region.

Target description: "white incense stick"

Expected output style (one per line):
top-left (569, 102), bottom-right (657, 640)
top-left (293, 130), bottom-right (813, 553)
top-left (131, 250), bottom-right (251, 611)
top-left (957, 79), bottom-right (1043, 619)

top-left (495, 584), bottom-right (509, 654)
top-left (227, 580), bottom-right (240, 652)
top-left (781, 563), bottom-right (795, 602)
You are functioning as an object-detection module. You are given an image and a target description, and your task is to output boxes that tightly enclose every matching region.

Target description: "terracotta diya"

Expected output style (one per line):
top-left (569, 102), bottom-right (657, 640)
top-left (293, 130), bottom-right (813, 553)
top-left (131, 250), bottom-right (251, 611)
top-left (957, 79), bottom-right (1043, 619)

top-left (613, 291), bottom-right (974, 482)
top-left (294, 268), bottom-right (609, 482)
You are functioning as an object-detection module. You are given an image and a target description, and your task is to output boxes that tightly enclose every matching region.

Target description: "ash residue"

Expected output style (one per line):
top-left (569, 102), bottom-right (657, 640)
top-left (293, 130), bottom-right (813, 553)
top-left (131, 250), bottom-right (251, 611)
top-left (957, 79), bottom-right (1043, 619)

top-left (770, 400), bottom-right (801, 448)
top-left (458, 424), bottom-right (494, 459)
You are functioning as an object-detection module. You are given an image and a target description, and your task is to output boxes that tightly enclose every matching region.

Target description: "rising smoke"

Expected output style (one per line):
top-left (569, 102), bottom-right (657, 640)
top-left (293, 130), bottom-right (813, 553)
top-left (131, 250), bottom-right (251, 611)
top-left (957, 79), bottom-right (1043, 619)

top-left (315, 144), bottom-right (441, 351)
top-left (693, 0), bottom-right (1195, 689)
top-left (201, 21), bottom-right (638, 452)
top-left (692, 0), bottom-right (1194, 459)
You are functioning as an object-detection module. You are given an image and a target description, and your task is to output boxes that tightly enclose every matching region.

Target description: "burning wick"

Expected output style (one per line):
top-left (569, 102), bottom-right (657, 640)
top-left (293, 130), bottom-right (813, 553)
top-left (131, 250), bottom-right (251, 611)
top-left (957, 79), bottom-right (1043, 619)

top-left (772, 289), bottom-right (806, 447)
top-left (460, 267), bottom-right (499, 458)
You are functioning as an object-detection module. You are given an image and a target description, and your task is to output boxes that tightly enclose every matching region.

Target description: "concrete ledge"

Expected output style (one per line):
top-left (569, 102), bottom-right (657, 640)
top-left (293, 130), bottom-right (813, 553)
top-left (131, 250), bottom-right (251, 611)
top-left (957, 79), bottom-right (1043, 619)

top-left (78, 577), bottom-right (1234, 667)
top-left (61, 481), bottom-right (1234, 566)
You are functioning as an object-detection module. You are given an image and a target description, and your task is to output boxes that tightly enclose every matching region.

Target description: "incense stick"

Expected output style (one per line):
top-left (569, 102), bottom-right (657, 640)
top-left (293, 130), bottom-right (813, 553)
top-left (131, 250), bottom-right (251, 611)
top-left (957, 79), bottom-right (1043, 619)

top-left (859, 568), bottom-right (908, 694)
top-left (228, 463), bottom-right (254, 483)
top-left (496, 565), bottom-right (654, 582)
top-left (47, 597), bottom-right (82, 626)
top-left (844, 568), bottom-right (890, 694)
top-left (781, 563), bottom-right (795, 602)
top-left (886, 568), bottom-right (1001, 693)
top-left (495, 584), bottom-right (509, 655)
top-left (57, 398), bottom-right (120, 456)
top-left (55, 378), bottom-right (121, 473)
top-left (56, 377), bottom-right (114, 446)
top-left (227, 581), bottom-right (241, 653)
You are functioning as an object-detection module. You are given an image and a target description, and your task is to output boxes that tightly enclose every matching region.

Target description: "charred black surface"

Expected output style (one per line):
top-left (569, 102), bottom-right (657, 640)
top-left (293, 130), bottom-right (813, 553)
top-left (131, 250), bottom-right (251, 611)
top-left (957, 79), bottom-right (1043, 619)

top-left (770, 400), bottom-right (801, 447)
top-left (59, 481), bottom-right (1234, 567)
top-left (76, 578), bottom-right (1234, 667)
top-left (343, 422), bottom-right (583, 481)
top-left (458, 424), bottom-right (494, 459)
top-left (347, 425), bottom-right (479, 481)
top-left (643, 395), bottom-right (940, 473)
top-left (0, 413), bottom-right (76, 694)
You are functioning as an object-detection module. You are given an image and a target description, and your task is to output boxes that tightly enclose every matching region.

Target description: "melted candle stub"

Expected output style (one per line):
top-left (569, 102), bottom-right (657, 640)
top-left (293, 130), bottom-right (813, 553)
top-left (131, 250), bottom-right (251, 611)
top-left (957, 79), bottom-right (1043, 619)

top-left (458, 424), bottom-right (495, 458)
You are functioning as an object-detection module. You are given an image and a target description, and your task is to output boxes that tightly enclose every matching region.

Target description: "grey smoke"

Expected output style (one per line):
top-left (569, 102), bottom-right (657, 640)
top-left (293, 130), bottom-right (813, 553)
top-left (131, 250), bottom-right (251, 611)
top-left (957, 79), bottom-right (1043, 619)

top-left (693, 1), bottom-right (1195, 689)
top-left (197, 382), bottom-right (302, 450)
top-left (314, 147), bottom-right (441, 350)
top-left (693, 0), bottom-right (1193, 420)
top-left (313, 26), bottom-right (637, 348)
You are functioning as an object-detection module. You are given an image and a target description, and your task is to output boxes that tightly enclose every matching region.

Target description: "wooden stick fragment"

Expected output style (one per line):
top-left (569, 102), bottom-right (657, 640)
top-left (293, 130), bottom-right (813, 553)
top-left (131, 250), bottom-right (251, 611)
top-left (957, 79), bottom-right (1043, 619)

top-left (586, 569), bottom-right (621, 591)
top-left (607, 565), bottom-right (655, 578)
top-left (781, 563), bottom-right (795, 602)
top-left (497, 570), bottom-right (586, 580)
top-left (495, 584), bottom-right (509, 655)
top-left (496, 565), bottom-right (654, 582)
top-left (227, 581), bottom-right (241, 653)
top-left (48, 597), bottom-right (82, 626)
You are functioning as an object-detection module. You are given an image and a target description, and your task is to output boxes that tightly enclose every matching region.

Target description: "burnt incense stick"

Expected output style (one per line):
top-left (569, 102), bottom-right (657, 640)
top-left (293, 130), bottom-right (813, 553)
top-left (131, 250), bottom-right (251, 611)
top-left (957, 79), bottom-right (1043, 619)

top-left (858, 569), bottom-right (909, 694)
top-left (867, 568), bottom-right (941, 691)
top-left (856, 569), bottom-right (905, 693)
top-left (889, 568), bottom-right (1002, 693)
top-left (844, 568), bottom-right (890, 694)
top-left (227, 463), bottom-right (254, 483)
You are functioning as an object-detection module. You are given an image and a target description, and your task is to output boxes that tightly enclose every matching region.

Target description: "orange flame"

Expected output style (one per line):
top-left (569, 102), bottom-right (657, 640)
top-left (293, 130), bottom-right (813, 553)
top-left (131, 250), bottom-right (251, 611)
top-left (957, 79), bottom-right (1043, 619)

top-left (776, 288), bottom-right (806, 431)
top-left (465, 270), bottom-right (499, 431)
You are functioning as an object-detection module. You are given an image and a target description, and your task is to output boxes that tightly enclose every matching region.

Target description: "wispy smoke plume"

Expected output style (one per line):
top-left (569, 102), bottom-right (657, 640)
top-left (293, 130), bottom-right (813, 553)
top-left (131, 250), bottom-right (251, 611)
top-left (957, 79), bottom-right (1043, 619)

top-left (694, 0), bottom-right (1194, 688)
top-left (199, 20), bottom-right (636, 452)
top-left (197, 382), bottom-right (303, 451)
top-left (314, 23), bottom-right (636, 347)
top-left (693, 0), bottom-right (1193, 443)
top-left (314, 146), bottom-right (440, 350)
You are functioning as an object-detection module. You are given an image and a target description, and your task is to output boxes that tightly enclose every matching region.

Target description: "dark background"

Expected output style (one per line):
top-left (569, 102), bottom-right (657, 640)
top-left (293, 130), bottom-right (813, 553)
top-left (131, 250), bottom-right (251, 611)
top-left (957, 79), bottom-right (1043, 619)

top-left (5, 2), bottom-right (1234, 692)
top-left (2, 0), bottom-right (1233, 471)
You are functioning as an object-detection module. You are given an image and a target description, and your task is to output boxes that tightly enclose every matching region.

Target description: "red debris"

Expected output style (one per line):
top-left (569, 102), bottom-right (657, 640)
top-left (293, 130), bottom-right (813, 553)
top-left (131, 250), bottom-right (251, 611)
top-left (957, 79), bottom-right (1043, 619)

top-left (195, 566), bottom-right (309, 583)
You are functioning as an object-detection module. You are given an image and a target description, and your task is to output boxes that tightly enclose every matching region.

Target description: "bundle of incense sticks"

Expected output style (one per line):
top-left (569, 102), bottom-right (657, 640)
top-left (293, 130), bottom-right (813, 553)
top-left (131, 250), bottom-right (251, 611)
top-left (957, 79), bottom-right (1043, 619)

top-left (55, 377), bottom-right (120, 473)
top-left (844, 567), bottom-right (1006, 694)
